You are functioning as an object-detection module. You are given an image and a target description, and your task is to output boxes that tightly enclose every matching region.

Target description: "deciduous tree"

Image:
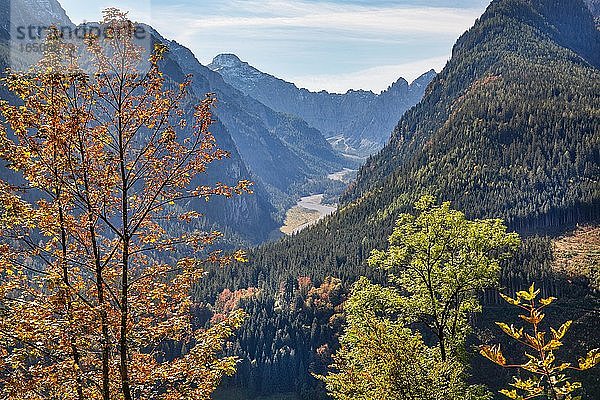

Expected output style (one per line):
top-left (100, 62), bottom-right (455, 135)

top-left (321, 196), bottom-right (519, 399)
top-left (369, 195), bottom-right (520, 360)
top-left (319, 277), bottom-right (490, 400)
top-left (0, 9), bottom-right (249, 400)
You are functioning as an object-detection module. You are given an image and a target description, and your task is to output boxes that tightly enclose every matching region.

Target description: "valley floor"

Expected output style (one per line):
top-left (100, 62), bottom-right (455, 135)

top-left (280, 194), bottom-right (337, 235)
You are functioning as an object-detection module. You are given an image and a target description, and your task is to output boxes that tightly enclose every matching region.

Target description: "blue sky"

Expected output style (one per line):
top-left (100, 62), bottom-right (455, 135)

top-left (59, 0), bottom-right (490, 93)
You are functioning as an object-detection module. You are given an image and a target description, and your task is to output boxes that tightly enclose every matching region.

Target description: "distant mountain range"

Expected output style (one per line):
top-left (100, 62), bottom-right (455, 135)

top-left (0, 0), bottom-right (435, 243)
top-left (209, 54), bottom-right (436, 157)
top-left (153, 31), bottom-right (350, 220)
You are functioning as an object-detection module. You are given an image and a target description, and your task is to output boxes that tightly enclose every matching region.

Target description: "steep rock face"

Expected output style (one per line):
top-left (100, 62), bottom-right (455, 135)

top-left (209, 54), bottom-right (435, 156)
top-left (3, 0), bottom-right (70, 30)
top-left (0, 0), bottom-right (71, 68)
top-left (346, 71), bottom-right (437, 153)
top-left (584, 0), bottom-right (600, 21)
top-left (0, 0), bottom-right (70, 91)
top-left (164, 39), bottom-right (348, 200)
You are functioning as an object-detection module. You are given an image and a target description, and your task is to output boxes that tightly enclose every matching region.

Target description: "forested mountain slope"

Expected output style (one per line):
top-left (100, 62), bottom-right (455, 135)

top-left (226, 0), bottom-right (600, 301)
top-left (343, 0), bottom-right (600, 233)
top-left (209, 54), bottom-right (435, 156)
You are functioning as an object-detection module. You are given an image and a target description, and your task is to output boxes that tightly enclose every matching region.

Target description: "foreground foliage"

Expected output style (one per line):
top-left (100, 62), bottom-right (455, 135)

top-left (320, 278), bottom-right (490, 400)
top-left (320, 196), bottom-right (519, 399)
top-left (0, 9), bottom-right (248, 400)
top-left (369, 195), bottom-right (521, 361)
top-left (480, 283), bottom-right (600, 400)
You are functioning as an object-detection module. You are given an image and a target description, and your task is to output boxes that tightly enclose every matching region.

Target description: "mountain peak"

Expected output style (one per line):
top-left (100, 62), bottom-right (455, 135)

top-left (411, 69), bottom-right (437, 87)
top-left (210, 53), bottom-right (245, 69)
top-left (390, 77), bottom-right (409, 88)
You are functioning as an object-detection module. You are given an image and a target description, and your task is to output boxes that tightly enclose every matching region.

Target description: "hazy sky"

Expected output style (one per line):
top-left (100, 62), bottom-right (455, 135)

top-left (59, 0), bottom-right (490, 93)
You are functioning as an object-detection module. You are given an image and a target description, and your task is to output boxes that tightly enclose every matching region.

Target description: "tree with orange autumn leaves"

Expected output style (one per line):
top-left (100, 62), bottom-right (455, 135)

top-left (0, 9), bottom-right (251, 400)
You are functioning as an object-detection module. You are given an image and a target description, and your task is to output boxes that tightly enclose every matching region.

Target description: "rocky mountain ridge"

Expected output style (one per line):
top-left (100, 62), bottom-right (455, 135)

top-left (209, 53), bottom-right (436, 157)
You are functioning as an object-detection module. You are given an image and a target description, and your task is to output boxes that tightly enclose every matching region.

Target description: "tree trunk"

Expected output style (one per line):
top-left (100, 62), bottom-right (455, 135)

top-left (438, 330), bottom-right (447, 362)
top-left (119, 119), bottom-right (132, 400)
top-left (119, 235), bottom-right (132, 400)
top-left (79, 131), bottom-right (112, 400)
top-left (91, 222), bottom-right (111, 400)
top-left (59, 204), bottom-right (85, 400)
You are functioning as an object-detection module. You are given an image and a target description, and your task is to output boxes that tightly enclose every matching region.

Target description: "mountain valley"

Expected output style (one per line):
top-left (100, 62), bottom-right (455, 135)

top-left (0, 0), bottom-right (598, 399)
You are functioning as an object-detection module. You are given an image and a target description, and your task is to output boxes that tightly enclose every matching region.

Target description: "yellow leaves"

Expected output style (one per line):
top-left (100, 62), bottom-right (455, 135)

top-left (516, 290), bottom-right (535, 303)
top-left (152, 42), bottom-right (168, 59)
top-left (540, 296), bottom-right (556, 306)
top-left (543, 351), bottom-right (555, 367)
top-left (551, 320), bottom-right (572, 341)
top-left (160, 128), bottom-right (176, 142)
top-left (496, 322), bottom-right (523, 339)
top-left (500, 292), bottom-right (521, 306)
top-left (233, 250), bottom-right (248, 263)
top-left (176, 257), bottom-right (198, 269)
top-left (542, 340), bottom-right (563, 352)
top-left (578, 349), bottom-right (600, 370)
top-left (515, 282), bottom-right (540, 302)
top-left (503, 284), bottom-right (552, 308)
top-left (556, 362), bottom-right (572, 371)
top-left (500, 389), bottom-right (524, 399)
top-left (479, 344), bottom-right (506, 366)
top-left (141, 231), bottom-right (161, 244)
top-left (234, 180), bottom-right (254, 195)
top-left (524, 332), bottom-right (540, 348)
top-left (510, 377), bottom-right (544, 395)
top-left (519, 310), bottom-right (544, 325)
top-left (178, 211), bottom-right (201, 222)
top-left (484, 284), bottom-right (597, 400)
top-left (556, 381), bottom-right (582, 395)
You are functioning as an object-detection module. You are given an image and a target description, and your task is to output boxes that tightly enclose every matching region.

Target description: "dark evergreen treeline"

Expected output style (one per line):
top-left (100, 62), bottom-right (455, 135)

top-left (212, 277), bottom-right (346, 400)
top-left (192, 237), bottom-right (599, 399)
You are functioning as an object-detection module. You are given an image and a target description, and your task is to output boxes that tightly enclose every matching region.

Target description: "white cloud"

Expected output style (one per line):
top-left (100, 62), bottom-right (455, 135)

top-left (149, 0), bottom-right (482, 39)
top-left (286, 55), bottom-right (448, 94)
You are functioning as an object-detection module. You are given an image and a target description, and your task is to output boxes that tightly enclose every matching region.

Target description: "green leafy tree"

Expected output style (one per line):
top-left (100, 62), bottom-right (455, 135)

top-left (320, 277), bottom-right (490, 400)
top-left (480, 283), bottom-right (600, 400)
top-left (321, 196), bottom-right (520, 399)
top-left (369, 195), bottom-right (521, 360)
